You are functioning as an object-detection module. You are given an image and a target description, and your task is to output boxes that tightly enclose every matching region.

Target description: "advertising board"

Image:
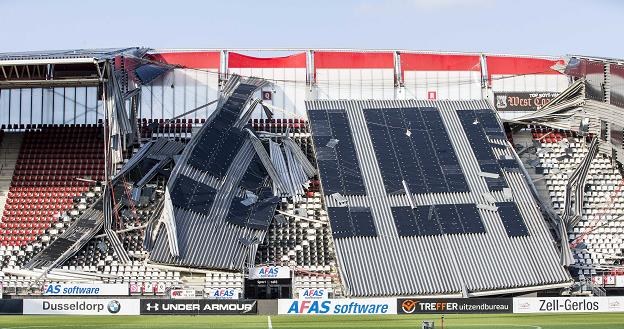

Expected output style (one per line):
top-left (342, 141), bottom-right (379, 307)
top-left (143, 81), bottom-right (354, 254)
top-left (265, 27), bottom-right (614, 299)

top-left (513, 297), bottom-right (624, 313)
top-left (248, 266), bottom-right (291, 280)
top-left (494, 92), bottom-right (559, 111)
top-left (42, 283), bottom-right (129, 296)
top-left (397, 298), bottom-right (512, 314)
top-left (298, 288), bottom-right (331, 299)
top-left (140, 299), bottom-right (257, 315)
top-left (23, 299), bottom-right (139, 315)
top-left (278, 299), bottom-right (396, 315)
top-left (170, 289), bottom-right (199, 299)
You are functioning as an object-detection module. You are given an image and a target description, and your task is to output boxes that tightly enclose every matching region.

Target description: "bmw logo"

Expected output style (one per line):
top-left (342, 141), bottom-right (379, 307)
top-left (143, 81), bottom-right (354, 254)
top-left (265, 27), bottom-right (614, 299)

top-left (107, 300), bottom-right (121, 314)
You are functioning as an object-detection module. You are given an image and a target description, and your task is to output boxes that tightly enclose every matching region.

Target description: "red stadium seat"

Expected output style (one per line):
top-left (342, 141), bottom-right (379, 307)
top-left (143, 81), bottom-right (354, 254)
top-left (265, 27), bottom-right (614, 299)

top-left (0, 125), bottom-right (104, 246)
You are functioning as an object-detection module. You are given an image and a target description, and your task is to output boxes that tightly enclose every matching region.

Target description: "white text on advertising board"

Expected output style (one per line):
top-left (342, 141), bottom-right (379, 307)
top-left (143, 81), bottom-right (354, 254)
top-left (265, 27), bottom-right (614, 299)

top-left (23, 299), bottom-right (140, 315)
top-left (398, 298), bottom-right (511, 314)
top-left (277, 299), bottom-right (396, 315)
top-left (140, 299), bottom-right (257, 315)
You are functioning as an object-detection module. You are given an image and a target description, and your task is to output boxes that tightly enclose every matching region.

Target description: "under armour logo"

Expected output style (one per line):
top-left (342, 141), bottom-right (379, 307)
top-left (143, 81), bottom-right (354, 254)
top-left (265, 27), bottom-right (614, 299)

top-left (146, 303), bottom-right (159, 311)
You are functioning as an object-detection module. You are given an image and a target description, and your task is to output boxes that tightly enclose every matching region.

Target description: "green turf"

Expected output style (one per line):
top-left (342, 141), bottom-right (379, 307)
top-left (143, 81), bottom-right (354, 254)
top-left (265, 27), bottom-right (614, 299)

top-left (0, 313), bottom-right (623, 329)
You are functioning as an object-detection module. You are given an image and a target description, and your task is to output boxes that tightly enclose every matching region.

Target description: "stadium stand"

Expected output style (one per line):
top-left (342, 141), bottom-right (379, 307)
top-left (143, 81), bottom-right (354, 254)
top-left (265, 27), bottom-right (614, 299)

top-left (1, 125), bottom-right (103, 247)
top-left (0, 126), bottom-right (106, 291)
top-left (517, 126), bottom-right (624, 281)
top-left (508, 57), bottom-right (624, 293)
top-left (9, 48), bottom-right (624, 299)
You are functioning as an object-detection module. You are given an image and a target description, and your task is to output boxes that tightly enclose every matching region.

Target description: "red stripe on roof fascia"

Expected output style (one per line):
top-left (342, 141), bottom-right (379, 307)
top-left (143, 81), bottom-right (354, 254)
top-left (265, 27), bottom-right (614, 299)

top-left (400, 53), bottom-right (481, 72)
top-left (228, 52), bottom-right (306, 68)
top-left (149, 52), bottom-right (220, 69)
top-left (487, 56), bottom-right (563, 76)
top-left (314, 51), bottom-right (394, 69)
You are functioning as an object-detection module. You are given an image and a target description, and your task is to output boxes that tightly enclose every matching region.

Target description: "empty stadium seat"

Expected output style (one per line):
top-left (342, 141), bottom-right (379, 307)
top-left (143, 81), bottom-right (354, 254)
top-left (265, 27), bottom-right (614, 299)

top-left (528, 125), bottom-right (624, 279)
top-left (0, 125), bottom-right (104, 247)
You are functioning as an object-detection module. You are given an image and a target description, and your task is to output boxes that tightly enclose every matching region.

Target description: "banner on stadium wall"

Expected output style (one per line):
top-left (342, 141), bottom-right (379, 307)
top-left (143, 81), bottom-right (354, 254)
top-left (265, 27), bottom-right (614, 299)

top-left (144, 282), bottom-right (154, 294)
top-left (278, 299), bottom-right (396, 315)
top-left (130, 282), bottom-right (141, 294)
top-left (397, 298), bottom-right (512, 314)
top-left (616, 276), bottom-right (624, 287)
top-left (23, 299), bottom-right (140, 315)
top-left (248, 266), bottom-right (291, 280)
top-left (513, 297), bottom-right (624, 313)
top-left (170, 289), bottom-right (199, 299)
top-left (494, 92), bottom-right (560, 111)
top-left (42, 283), bottom-right (129, 296)
top-left (298, 288), bottom-right (331, 299)
top-left (207, 288), bottom-right (240, 300)
top-left (140, 299), bottom-right (257, 315)
top-left (156, 282), bottom-right (166, 294)
top-left (604, 275), bottom-right (616, 286)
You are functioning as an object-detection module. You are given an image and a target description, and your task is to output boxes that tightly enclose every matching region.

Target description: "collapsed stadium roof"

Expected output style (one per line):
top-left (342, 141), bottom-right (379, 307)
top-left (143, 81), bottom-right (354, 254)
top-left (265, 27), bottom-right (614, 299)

top-left (0, 47), bottom-right (586, 297)
top-left (144, 75), bottom-right (315, 270)
top-left (306, 99), bottom-right (571, 297)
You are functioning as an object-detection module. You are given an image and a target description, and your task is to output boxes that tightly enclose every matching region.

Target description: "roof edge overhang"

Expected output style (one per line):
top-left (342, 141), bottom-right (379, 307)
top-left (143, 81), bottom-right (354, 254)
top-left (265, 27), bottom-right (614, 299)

top-left (0, 78), bottom-right (102, 89)
top-left (149, 48), bottom-right (561, 59)
top-left (0, 57), bottom-right (97, 66)
top-left (468, 281), bottom-right (574, 297)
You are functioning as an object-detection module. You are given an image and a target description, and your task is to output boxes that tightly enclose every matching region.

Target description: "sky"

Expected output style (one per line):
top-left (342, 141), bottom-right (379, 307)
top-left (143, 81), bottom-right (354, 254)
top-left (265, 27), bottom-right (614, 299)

top-left (0, 0), bottom-right (622, 58)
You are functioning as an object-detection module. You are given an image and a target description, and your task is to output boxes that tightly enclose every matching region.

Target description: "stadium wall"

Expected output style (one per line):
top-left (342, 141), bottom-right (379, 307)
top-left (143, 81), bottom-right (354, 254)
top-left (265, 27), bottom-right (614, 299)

top-left (487, 55), bottom-right (570, 120)
top-left (228, 52), bottom-right (308, 119)
top-left (313, 51), bottom-right (396, 101)
top-left (0, 50), bottom-right (570, 125)
top-left (0, 87), bottom-right (102, 126)
top-left (400, 52), bottom-right (483, 101)
top-left (140, 51), bottom-right (220, 120)
top-left (2, 297), bottom-right (624, 315)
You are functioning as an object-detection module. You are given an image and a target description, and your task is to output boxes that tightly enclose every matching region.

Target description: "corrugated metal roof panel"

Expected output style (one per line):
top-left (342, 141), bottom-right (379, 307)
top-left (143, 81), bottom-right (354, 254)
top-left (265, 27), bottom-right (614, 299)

top-left (306, 99), bottom-right (571, 297)
top-left (148, 76), bottom-right (279, 270)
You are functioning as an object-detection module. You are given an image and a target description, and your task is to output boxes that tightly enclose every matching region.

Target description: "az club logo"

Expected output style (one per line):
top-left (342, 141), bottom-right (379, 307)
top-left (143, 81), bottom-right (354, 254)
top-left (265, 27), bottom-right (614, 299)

top-left (401, 300), bottom-right (418, 314)
top-left (146, 303), bottom-right (159, 311)
top-left (608, 300), bottom-right (621, 310)
top-left (107, 300), bottom-right (121, 314)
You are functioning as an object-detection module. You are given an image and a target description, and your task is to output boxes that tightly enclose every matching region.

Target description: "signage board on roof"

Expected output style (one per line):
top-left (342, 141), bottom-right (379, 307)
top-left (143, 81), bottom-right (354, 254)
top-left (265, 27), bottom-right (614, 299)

top-left (494, 92), bottom-right (559, 111)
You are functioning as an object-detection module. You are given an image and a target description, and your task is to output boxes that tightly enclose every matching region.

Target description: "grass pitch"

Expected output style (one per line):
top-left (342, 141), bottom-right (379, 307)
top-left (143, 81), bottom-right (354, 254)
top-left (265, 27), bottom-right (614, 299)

top-left (1, 313), bottom-right (624, 329)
